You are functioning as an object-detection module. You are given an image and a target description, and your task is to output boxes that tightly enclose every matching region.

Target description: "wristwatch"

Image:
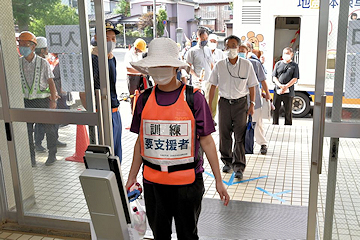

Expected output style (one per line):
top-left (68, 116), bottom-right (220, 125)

top-left (250, 101), bottom-right (256, 106)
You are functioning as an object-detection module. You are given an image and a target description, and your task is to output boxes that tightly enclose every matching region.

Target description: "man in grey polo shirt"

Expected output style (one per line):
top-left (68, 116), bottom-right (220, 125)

top-left (239, 44), bottom-right (272, 155)
top-left (186, 28), bottom-right (214, 102)
top-left (208, 35), bottom-right (258, 179)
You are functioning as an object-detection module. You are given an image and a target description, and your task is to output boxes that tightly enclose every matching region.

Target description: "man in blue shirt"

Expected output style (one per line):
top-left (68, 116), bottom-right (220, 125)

top-left (80, 22), bottom-right (122, 161)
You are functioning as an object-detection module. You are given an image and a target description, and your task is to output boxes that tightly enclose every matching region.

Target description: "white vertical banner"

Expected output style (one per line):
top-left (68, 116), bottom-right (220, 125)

top-left (58, 53), bottom-right (85, 92)
top-left (345, 53), bottom-right (360, 98)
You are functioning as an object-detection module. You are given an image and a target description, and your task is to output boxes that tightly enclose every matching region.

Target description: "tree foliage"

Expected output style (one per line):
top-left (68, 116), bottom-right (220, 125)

top-left (137, 9), bottom-right (168, 38)
top-left (29, 2), bottom-right (79, 37)
top-left (114, 0), bottom-right (130, 17)
top-left (12, 0), bottom-right (59, 31)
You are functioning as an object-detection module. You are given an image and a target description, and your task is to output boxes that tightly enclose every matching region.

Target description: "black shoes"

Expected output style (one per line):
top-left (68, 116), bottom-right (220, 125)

top-left (56, 140), bottom-right (67, 147)
top-left (260, 145), bottom-right (268, 155)
top-left (45, 155), bottom-right (57, 166)
top-left (222, 165), bottom-right (231, 173)
top-left (35, 145), bottom-right (46, 152)
top-left (234, 171), bottom-right (243, 179)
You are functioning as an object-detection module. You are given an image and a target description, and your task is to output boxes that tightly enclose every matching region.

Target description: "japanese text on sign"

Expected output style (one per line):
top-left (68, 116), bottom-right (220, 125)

top-left (143, 120), bottom-right (192, 159)
top-left (45, 25), bottom-right (81, 53)
top-left (58, 53), bottom-right (85, 92)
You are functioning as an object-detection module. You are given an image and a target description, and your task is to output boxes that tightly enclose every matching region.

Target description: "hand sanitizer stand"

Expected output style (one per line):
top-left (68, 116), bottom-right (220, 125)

top-left (79, 145), bottom-right (138, 240)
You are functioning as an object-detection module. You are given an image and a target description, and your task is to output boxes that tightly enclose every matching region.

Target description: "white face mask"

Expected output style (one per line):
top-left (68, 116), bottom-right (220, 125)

top-left (283, 53), bottom-right (292, 62)
top-left (107, 41), bottom-right (116, 54)
top-left (148, 67), bottom-right (175, 85)
top-left (209, 42), bottom-right (217, 50)
top-left (227, 48), bottom-right (238, 59)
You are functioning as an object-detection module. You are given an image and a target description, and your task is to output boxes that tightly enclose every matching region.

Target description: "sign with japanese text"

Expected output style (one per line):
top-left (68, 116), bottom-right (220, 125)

top-left (45, 25), bottom-right (81, 53)
top-left (142, 120), bottom-right (193, 161)
top-left (58, 53), bottom-right (85, 92)
top-left (345, 54), bottom-right (360, 98)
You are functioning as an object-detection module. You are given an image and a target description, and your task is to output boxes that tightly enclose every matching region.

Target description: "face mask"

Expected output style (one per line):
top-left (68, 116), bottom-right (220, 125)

top-left (209, 42), bottom-right (217, 50)
top-left (148, 67), bottom-right (175, 85)
top-left (238, 52), bottom-right (247, 59)
top-left (107, 41), bottom-right (116, 54)
top-left (283, 54), bottom-right (291, 61)
top-left (19, 46), bottom-right (32, 57)
top-left (227, 48), bottom-right (238, 59)
top-left (44, 54), bottom-right (49, 59)
top-left (200, 40), bottom-right (208, 47)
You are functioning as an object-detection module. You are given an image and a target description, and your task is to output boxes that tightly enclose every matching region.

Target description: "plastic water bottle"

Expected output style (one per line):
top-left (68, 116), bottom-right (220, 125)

top-left (199, 68), bottom-right (205, 82)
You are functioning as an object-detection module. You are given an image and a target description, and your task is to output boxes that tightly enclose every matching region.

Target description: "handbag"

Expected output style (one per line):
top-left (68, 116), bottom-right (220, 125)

top-left (245, 115), bottom-right (256, 154)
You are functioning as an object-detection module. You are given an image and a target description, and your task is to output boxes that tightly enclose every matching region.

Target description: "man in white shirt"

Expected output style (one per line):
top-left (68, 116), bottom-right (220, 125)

top-left (208, 35), bottom-right (258, 179)
top-left (208, 34), bottom-right (225, 121)
top-left (124, 38), bottom-right (147, 112)
top-left (18, 31), bottom-right (59, 167)
top-left (186, 28), bottom-right (213, 97)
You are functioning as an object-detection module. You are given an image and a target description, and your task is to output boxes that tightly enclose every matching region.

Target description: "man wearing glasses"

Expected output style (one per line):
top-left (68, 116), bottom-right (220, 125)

top-left (208, 35), bottom-right (258, 179)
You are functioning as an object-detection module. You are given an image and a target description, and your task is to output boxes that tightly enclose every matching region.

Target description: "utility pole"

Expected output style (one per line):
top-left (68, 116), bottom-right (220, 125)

top-left (153, 0), bottom-right (157, 38)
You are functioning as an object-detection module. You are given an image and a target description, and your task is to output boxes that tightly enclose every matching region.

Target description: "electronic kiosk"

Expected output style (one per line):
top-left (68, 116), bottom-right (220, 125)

top-left (79, 145), bottom-right (137, 240)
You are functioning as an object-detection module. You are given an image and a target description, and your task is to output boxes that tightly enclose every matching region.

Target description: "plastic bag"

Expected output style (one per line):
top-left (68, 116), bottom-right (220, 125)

top-left (130, 200), bottom-right (147, 236)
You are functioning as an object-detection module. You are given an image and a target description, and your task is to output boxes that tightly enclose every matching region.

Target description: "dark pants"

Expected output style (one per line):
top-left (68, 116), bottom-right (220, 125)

top-left (34, 95), bottom-right (69, 146)
top-left (24, 98), bottom-right (58, 165)
top-left (218, 97), bottom-right (247, 173)
top-left (127, 74), bottom-right (145, 112)
top-left (273, 93), bottom-right (293, 125)
top-left (144, 176), bottom-right (204, 240)
top-left (112, 110), bottom-right (122, 162)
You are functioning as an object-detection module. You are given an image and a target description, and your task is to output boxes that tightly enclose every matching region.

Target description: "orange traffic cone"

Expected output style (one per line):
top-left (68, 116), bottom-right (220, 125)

top-left (132, 89), bottom-right (140, 115)
top-left (65, 125), bottom-right (89, 163)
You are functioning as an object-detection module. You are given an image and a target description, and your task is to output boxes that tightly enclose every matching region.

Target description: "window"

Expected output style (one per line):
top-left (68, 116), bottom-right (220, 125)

top-left (200, 19), bottom-right (215, 25)
top-left (207, 6), bottom-right (215, 12)
top-left (142, 5), bottom-right (153, 13)
top-left (223, 5), bottom-right (232, 11)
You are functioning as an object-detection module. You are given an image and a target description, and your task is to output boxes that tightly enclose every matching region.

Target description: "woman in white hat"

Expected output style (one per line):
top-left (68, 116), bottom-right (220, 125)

top-left (125, 38), bottom-right (229, 240)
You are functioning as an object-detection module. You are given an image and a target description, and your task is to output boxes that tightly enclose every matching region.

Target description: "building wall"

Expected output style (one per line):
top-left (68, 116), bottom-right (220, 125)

top-left (177, 3), bottom-right (195, 39)
top-left (195, 3), bottom-right (232, 32)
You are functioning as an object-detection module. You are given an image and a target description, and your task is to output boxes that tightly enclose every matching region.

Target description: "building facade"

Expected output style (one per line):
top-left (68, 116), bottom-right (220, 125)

top-left (195, 0), bottom-right (233, 32)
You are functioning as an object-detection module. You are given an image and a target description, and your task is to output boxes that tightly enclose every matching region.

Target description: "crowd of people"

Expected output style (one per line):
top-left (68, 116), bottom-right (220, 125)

top-left (17, 23), bottom-right (299, 240)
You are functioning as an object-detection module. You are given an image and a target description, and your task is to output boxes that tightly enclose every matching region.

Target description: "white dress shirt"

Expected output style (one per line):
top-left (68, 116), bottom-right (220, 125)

top-left (208, 57), bottom-right (258, 99)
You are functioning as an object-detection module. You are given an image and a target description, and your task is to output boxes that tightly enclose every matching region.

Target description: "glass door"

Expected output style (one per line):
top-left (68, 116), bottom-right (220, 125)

top-left (0, 0), bottom-right (115, 234)
top-left (308, 0), bottom-right (360, 239)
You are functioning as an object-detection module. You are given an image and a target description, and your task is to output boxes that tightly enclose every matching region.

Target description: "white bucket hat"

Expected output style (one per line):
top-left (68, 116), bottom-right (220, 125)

top-left (130, 38), bottom-right (190, 75)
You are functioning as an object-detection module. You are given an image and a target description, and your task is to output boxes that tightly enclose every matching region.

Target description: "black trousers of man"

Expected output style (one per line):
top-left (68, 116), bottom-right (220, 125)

top-left (127, 74), bottom-right (152, 112)
top-left (273, 92), bottom-right (293, 125)
top-left (218, 96), bottom-right (247, 173)
top-left (144, 176), bottom-right (204, 240)
top-left (24, 98), bottom-right (58, 166)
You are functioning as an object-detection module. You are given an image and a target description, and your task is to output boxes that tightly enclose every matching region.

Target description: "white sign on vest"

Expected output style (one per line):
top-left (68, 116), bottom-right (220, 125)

top-left (45, 25), bottom-right (81, 53)
top-left (59, 53), bottom-right (85, 92)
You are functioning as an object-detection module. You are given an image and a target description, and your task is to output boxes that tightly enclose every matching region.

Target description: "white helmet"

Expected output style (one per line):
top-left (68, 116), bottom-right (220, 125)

top-left (35, 37), bottom-right (47, 49)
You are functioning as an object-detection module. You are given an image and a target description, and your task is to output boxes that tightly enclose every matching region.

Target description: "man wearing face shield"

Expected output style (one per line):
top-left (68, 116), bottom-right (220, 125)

top-left (79, 22), bottom-right (123, 161)
top-left (126, 38), bottom-right (229, 240)
top-left (18, 31), bottom-right (59, 167)
top-left (208, 35), bottom-right (258, 179)
top-left (124, 38), bottom-right (147, 112)
top-left (272, 47), bottom-right (299, 125)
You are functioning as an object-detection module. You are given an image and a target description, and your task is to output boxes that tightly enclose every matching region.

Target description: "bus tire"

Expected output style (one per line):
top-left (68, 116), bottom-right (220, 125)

top-left (292, 92), bottom-right (311, 118)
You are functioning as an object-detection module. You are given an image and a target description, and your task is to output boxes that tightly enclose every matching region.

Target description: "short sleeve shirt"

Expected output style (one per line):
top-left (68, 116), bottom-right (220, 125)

top-left (249, 59), bottom-right (266, 109)
top-left (124, 47), bottom-right (142, 74)
top-left (208, 57), bottom-right (259, 99)
top-left (186, 45), bottom-right (213, 80)
top-left (131, 84), bottom-right (215, 174)
top-left (272, 61), bottom-right (299, 97)
top-left (20, 54), bottom-right (54, 91)
top-left (212, 48), bottom-right (226, 64)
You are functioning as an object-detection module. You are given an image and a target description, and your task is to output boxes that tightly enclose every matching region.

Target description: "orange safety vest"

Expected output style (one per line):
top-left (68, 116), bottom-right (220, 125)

top-left (140, 85), bottom-right (197, 185)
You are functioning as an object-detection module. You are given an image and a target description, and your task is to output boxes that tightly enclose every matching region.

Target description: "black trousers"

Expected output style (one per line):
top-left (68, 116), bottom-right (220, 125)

top-left (144, 176), bottom-right (205, 240)
top-left (127, 74), bottom-right (151, 111)
top-left (218, 97), bottom-right (247, 172)
top-left (24, 98), bottom-right (58, 165)
top-left (273, 93), bottom-right (293, 125)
